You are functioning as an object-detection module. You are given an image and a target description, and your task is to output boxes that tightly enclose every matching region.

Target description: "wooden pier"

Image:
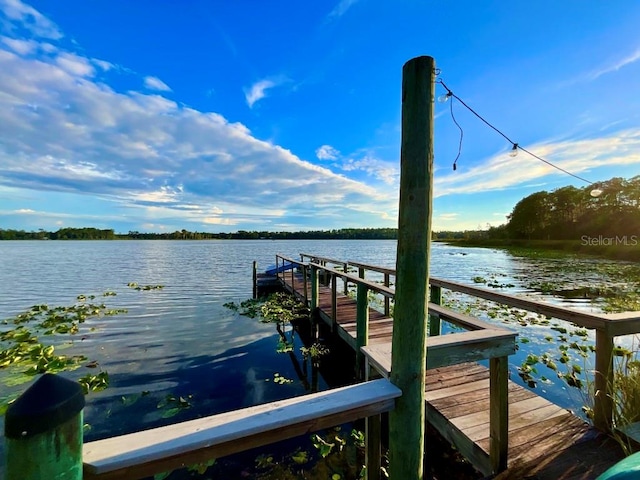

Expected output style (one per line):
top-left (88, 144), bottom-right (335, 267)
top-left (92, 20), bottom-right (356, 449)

top-left (273, 253), bottom-right (629, 479)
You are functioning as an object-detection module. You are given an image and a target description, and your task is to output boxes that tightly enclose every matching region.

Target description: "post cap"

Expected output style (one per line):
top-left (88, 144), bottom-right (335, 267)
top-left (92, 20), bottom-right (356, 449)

top-left (5, 373), bottom-right (85, 439)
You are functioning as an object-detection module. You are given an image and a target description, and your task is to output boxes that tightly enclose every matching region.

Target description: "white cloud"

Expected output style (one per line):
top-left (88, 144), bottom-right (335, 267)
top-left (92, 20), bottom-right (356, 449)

top-left (434, 130), bottom-right (640, 197)
top-left (328, 0), bottom-right (359, 18)
top-left (438, 213), bottom-right (459, 221)
top-left (243, 76), bottom-right (290, 108)
top-left (589, 47), bottom-right (640, 81)
top-left (1, 36), bottom-right (38, 55)
top-left (143, 75), bottom-right (171, 92)
top-left (56, 52), bottom-right (95, 77)
top-left (0, 40), bottom-right (390, 230)
top-left (244, 79), bottom-right (277, 108)
top-left (0, 0), bottom-right (62, 39)
top-left (341, 155), bottom-right (399, 185)
top-left (316, 144), bottom-right (340, 160)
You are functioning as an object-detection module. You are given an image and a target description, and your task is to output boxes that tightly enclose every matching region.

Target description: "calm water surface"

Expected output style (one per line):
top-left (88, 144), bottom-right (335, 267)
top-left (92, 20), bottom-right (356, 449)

top-left (0, 240), bottom-right (635, 472)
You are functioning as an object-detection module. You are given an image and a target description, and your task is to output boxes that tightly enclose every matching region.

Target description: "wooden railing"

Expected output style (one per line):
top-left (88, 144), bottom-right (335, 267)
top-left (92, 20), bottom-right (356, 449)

top-left (4, 374), bottom-right (400, 480)
top-left (330, 259), bottom-right (640, 432)
top-left (275, 254), bottom-right (517, 473)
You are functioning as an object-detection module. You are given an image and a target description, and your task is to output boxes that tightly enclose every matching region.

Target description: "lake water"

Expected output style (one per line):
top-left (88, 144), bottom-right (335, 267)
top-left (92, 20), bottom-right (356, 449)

top-left (0, 240), bottom-right (636, 475)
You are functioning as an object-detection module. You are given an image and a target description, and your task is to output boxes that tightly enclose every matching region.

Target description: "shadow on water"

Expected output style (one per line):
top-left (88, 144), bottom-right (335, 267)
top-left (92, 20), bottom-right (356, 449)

top-left (84, 331), bottom-right (330, 442)
top-left (77, 316), bottom-right (363, 480)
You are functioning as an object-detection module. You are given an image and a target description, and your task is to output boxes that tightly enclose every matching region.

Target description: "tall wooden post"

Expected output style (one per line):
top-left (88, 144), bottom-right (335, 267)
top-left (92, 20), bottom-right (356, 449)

top-left (389, 55), bottom-right (435, 480)
top-left (5, 374), bottom-right (85, 480)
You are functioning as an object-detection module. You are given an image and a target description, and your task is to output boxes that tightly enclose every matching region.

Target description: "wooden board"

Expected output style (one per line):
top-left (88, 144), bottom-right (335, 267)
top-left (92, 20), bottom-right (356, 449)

top-left (83, 379), bottom-right (401, 479)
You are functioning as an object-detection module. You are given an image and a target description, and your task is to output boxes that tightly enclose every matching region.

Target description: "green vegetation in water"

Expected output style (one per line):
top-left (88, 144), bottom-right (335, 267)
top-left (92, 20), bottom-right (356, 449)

top-left (0, 295), bottom-right (123, 392)
top-left (301, 343), bottom-right (330, 367)
top-left (0, 282), bottom-right (167, 413)
top-left (237, 427), bottom-right (374, 480)
top-left (157, 394), bottom-right (194, 418)
top-left (224, 292), bottom-right (309, 324)
top-left (127, 282), bottom-right (165, 291)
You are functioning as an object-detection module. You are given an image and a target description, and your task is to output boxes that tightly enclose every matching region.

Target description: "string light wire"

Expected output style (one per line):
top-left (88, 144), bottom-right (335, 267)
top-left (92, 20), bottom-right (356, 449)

top-left (448, 94), bottom-right (463, 171)
top-left (436, 78), bottom-right (597, 187)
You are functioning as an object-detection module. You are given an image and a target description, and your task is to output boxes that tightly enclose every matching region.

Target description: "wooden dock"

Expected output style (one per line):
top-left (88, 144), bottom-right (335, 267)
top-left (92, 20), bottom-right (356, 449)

top-left (275, 255), bottom-right (625, 479)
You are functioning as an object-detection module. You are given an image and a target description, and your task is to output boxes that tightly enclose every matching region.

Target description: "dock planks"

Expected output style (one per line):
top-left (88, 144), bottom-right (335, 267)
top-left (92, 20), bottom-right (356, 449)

top-left (279, 269), bottom-right (624, 479)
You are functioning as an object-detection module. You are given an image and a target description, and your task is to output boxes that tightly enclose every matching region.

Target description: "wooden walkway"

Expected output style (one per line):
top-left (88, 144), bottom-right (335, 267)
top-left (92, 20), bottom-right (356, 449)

top-left (279, 269), bottom-right (624, 479)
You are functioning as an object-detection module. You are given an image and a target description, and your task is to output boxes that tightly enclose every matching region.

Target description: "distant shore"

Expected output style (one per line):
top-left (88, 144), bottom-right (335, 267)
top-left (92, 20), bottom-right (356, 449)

top-left (440, 238), bottom-right (640, 262)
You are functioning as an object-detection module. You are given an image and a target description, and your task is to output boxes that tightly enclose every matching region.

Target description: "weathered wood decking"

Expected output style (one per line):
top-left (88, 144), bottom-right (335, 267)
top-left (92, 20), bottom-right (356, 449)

top-left (278, 267), bottom-right (624, 479)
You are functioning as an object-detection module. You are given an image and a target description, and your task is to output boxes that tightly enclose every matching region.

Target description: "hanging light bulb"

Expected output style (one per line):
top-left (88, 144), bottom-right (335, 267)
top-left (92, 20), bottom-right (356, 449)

top-left (438, 92), bottom-right (452, 103)
top-left (509, 143), bottom-right (519, 157)
top-left (590, 188), bottom-right (603, 198)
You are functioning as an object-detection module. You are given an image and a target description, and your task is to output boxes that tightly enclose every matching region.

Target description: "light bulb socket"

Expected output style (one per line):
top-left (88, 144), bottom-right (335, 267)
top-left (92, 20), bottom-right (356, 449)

top-left (509, 143), bottom-right (519, 157)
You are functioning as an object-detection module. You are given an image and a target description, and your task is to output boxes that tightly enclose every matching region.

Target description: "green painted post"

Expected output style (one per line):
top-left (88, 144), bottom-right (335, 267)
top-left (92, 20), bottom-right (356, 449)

top-left (310, 265), bottom-right (319, 311)
top-left (253, 260), bottom-right (258, 299)
top-left (384, 273), bottom-right (391, 317)
top-left (356, 282), bottom-right (370, 379)
top-left (5, 373), bottom-right (85, 480)
top-left (389, 55), bottom-right (435, 480)
top-left (310, 265), bottom-right (319, 340)
top-left (343, 262), bottom-right (349, 295)
top-left (428, 285), bottom-right (442, 336)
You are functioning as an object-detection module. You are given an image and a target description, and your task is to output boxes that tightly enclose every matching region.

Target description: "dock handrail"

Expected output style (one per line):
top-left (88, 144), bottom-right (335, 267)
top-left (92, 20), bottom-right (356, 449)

top-left (82, 379), bottom-right (401, 480)
top-left (276, 253), bottom-right (516, 473)
top-left (321, 258), bottom-right (640, 432)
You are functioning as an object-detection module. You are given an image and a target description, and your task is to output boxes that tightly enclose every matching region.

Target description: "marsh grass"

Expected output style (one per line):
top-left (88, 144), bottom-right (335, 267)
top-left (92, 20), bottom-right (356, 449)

top-left (608, 345), bottom-right (640, 455)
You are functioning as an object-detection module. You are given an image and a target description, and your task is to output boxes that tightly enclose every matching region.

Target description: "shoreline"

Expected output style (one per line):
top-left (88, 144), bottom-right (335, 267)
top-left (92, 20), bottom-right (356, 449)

top-left (439, 238), bottom-right (640, 262)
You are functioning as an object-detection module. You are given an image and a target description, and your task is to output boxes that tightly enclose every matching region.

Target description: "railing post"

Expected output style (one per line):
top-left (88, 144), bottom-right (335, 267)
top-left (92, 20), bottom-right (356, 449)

top-left (290, 260), bottom-right (295, 293)
top-left (331, 273), bottom-right (338, 333)
top-left (310, 265), bottom-right (319, 311)
top-left (594, 329), bottom-right (614, 432)
top-left (429, 284), bottom-right (442, 336)
top-left (302, 264), bottom-right (308, 306)
top-left (490, 356), bottom-right (509, 473)
top-left (384, 273), bottom-right (391, 317)
top-left (252, 260), bottom-right (258, 299)
top-left (5, 374), bottom-right (85, 480)
top-left (343, 262), bottom-right (349, 295)
top-left (366, 415), bottom-right (382, 480)
top-left (310, 265), bottom-right (320, 341)
top-left (356, 283), bottom-right (370, 380)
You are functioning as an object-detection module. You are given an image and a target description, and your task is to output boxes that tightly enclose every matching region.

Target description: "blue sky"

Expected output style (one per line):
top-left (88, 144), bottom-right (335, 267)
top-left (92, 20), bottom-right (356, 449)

top-left (1, 1), bottom-right (639, 233)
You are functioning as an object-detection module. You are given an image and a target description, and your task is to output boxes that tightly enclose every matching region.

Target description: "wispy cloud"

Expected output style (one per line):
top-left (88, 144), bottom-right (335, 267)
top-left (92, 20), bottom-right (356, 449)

top-left (144, 75), bottom-right (172, 92)
top-left (434, 130), bottom-right (640, 197)
top-left (340, 155), bottom-right (399, 185)
top-left (316, 144), bottom-right (340, 160)
top-left (588, 47), bottom-right (640, 81)
top-left (244, 76), bottom-right (289, 108)
top-left (328, 0), bottom-right (359, 19)
top-left (0, 0), bottom-right (62, 39)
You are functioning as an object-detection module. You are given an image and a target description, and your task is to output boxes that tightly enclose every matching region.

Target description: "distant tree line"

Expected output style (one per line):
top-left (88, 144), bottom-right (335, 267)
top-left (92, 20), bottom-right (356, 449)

top-left (486, 176), bottom-right (640, 240)
top-left (0, 227), bottom-right (400, 241)
top-left (3, 176), bottom-right (633, 242)
top-left (0, 227), bottom-right (115, 240)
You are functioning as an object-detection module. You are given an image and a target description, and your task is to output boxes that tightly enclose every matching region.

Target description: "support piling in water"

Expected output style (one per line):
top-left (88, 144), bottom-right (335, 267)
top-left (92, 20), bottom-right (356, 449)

top-left (389, 55), bottom-right (435, 480)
